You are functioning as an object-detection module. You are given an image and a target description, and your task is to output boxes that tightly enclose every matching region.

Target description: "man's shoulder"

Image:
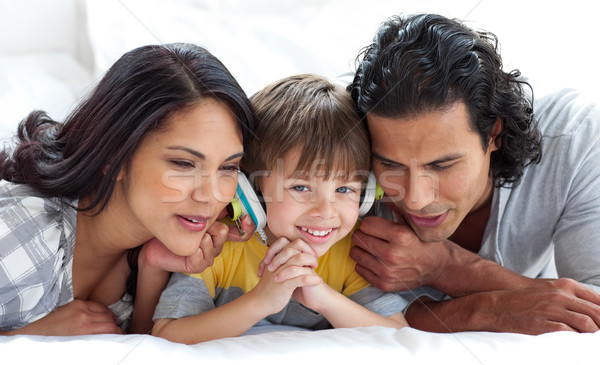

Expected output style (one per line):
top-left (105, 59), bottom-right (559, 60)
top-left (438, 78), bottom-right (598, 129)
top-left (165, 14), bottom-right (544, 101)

top-left (535, 88), bottom-right (599, 138)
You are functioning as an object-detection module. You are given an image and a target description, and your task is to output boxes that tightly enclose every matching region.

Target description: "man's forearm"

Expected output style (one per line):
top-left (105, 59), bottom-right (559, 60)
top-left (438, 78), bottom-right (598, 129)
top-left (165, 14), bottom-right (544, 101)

top-left (405, 278), bottom-right (600, 334)
top-left (431, 241), bottom-right (536, 297)
top-left (404, 295), bottom-right (490, 332)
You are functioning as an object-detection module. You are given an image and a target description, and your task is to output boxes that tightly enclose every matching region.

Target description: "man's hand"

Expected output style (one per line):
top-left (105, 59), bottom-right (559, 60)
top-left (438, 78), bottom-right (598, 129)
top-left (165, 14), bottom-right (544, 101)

top-left (350, 215), bottom-right (449, 292)
top-left (350, 215), bottom-right (535, 296)
top-left (3, 300), bottom-right (123, 336)
top-left (494, 279), bottom-right (600, 333)
top-left (407, 278), bottom-right (600, 334)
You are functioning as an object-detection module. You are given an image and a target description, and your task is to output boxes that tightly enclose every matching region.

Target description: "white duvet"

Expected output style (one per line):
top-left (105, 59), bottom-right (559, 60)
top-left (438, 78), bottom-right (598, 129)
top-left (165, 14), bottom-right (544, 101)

top-left (2, 326), bottom-right (599, 364)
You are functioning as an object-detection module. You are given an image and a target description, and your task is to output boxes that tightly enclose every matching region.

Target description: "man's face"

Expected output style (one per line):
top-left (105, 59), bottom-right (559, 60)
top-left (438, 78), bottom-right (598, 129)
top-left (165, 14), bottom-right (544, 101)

top-left (367, 102), bottom-right (498, 242)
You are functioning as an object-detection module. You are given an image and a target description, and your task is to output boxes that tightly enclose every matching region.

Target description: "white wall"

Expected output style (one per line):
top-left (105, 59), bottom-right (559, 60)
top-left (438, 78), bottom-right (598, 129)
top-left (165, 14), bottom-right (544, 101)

top-left (0, 0), bottom-right (597, 136)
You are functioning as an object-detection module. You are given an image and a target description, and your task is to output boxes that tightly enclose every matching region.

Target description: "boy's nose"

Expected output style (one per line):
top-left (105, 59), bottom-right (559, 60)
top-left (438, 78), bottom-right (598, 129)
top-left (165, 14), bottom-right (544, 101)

top-left (308, 195), bottom-right (336, 219)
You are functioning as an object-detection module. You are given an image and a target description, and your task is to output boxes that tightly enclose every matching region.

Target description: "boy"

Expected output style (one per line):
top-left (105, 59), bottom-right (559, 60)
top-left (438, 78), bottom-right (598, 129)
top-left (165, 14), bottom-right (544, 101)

top-left (152, 74), bottom-right (408, 344)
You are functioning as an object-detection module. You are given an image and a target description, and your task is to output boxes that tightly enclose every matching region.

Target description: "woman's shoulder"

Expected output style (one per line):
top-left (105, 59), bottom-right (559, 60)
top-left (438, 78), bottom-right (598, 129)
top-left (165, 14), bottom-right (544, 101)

top-left (0, 181), bottom-right (78, 329)
top-left (0, 180), bottom-right (77, 214)
top-left (0, 180), bottom-right (78, 253)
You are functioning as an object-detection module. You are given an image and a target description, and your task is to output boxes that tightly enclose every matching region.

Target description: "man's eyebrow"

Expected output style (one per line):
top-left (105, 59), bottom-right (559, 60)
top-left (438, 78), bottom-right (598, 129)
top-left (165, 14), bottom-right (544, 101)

top-left (428, 153), bottom-right (463, 165)
top-left (372, 152), bottom-right (401, 165)
top-left (372, 152), bottom-right (464, 166)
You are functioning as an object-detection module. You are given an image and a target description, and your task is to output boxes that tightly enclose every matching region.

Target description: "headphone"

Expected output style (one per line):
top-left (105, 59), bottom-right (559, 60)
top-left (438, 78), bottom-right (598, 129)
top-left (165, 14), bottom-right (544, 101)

top-left (228, 171), bottom-right (383, 239)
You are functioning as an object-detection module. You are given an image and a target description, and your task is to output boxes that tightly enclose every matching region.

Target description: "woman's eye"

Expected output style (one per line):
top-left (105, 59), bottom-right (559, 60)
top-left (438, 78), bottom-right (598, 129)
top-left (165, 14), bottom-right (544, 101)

top-left (220, 165), bottom-right (240, 173)
top-left (170, 160), bottom-right (194, 169)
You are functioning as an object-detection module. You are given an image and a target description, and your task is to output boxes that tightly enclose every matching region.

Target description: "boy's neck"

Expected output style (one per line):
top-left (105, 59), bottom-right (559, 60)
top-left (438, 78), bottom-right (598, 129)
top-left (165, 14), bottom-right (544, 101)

top-left (263, 226), bottom-right (277, 246)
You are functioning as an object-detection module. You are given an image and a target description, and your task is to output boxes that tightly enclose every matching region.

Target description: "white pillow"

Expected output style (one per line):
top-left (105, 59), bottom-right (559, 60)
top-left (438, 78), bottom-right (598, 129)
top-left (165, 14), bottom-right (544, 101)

top-left (0, 53), bottom-right (94, 142)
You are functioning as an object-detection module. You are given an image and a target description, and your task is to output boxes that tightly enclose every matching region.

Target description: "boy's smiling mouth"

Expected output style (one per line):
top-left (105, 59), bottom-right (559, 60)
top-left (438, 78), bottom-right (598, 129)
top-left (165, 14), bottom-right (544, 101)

top-left (300, 226), bottom-right (334, 237)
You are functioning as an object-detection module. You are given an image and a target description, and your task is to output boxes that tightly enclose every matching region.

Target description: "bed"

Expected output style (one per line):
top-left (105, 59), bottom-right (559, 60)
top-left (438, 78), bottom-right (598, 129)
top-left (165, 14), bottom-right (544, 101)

top-left (2, 326), bottom-right (599, 364)
top-left (1, 0), bottom-right (598, 363)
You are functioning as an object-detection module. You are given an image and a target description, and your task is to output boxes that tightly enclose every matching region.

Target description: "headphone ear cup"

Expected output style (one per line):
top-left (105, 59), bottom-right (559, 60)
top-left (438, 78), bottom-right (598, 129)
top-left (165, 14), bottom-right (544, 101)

top-left (232, 172), bottom-right (267, 231)
top-left (358, 172), bottom-right (378, 216)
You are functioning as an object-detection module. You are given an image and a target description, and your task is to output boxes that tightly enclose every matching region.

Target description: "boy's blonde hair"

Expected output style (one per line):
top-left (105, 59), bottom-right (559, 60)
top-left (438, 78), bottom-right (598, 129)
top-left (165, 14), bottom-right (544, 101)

top-left (244, 74), bottom-right (370, 188)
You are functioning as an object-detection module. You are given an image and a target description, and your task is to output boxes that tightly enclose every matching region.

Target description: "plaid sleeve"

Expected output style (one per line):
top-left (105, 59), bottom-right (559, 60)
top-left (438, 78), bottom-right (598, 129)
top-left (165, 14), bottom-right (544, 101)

top-left (0, 183), bottom-right (75, 331)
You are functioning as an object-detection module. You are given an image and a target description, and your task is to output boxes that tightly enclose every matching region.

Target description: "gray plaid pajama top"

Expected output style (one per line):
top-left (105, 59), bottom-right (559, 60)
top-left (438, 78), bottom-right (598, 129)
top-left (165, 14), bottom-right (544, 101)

top-left (0, 181), bottom-right (131, 331)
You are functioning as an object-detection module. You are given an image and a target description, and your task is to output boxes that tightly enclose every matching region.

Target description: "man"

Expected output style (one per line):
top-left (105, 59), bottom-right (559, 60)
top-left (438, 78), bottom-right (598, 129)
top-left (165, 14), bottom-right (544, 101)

top-left (348, 13), bottom-right (600, 334)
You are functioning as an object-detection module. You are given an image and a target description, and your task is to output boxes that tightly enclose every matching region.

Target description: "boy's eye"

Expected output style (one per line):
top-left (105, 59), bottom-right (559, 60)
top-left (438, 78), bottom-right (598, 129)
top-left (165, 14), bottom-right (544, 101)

top-left (336, 186), bottom-right (353, 194)
top-left (292, 185), bottom-right (309, 192)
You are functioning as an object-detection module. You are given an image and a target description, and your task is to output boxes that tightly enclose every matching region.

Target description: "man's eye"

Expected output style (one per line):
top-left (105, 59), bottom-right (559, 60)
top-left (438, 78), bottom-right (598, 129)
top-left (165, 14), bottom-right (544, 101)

top-left (431, 164), bottom-right (452, 171)
top-left (378, 160), bottom-right (402, 170)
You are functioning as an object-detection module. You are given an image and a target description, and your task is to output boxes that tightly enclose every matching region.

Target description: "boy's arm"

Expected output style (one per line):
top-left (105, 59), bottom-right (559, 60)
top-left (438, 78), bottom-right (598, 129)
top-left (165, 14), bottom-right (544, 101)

top-left (152, 257), bottom-right (322, 344)
top-left (152, 288), bottom-right (272, 344)
top-left (299, 283), bottom-right (408, 329)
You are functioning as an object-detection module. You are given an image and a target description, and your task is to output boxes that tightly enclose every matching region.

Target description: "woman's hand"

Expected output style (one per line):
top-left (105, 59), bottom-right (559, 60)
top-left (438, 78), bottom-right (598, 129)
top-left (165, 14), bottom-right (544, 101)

top-left (142, 219), bottom-right (231, 274)
top-left (2, 300), bottom-right (123, 336)
top-left (217, 208), bottom-right (256, 242)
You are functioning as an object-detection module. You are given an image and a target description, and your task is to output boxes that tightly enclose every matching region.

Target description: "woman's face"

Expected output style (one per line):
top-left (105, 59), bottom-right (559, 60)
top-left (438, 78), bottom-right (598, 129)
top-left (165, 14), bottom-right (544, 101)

top-left (121, 99), bottom-right (243, 256)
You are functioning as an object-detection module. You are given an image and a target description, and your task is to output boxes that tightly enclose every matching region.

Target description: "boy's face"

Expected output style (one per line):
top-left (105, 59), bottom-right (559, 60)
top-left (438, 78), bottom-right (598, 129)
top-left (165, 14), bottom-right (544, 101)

top-left (260, 148), bottom-right (362, 257)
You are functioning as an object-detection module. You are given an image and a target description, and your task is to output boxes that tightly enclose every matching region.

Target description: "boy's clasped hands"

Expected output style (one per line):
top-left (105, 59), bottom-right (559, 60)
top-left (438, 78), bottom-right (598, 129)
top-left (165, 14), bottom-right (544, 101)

top-left (256, 237), bottom-right (323, 314)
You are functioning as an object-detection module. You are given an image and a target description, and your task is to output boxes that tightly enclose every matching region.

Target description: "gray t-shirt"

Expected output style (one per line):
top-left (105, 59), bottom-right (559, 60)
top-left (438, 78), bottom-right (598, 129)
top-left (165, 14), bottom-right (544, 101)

top-left (397, 89), bottom-right (600, 306)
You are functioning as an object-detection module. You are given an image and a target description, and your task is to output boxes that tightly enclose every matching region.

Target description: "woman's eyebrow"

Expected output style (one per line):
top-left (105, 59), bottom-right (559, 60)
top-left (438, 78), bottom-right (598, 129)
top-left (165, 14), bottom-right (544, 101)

top-left (225, 152), bottom-right (244, 161)
top-left (167, 146), bottom-right (243, 162)
top-left (167, 146), bottom-right (205, 160)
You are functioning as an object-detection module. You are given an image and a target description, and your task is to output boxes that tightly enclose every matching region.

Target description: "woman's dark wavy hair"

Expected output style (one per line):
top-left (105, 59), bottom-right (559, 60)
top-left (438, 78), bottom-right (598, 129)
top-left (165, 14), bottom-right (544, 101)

top-left (1, 43), bottom-right (254, 208)
top-left (349, 13), bottom-right (542, 187)
top-left (0, 43), bottom-right (254, 301)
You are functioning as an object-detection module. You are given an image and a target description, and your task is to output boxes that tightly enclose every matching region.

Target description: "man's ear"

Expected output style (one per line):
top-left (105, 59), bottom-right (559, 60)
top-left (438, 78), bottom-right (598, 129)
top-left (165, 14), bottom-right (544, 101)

top-left (488, 118), bottom-right (503, 152)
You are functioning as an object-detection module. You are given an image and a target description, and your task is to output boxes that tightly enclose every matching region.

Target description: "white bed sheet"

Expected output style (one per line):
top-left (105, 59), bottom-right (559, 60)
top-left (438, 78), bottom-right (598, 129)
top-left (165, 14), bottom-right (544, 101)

top-left (2, 326), bottom-right (598, 364)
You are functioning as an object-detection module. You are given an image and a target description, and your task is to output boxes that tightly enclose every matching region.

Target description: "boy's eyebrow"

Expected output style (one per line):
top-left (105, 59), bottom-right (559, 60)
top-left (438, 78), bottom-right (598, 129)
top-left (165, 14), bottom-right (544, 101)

top-left (167, 146), bottom-right (243, 161)
top-left (372, 152), bottom-right (463, 166)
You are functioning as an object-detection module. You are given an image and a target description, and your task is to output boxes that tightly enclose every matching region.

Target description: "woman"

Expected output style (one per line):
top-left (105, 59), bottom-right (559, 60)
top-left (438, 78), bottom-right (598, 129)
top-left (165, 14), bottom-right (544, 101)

top-left (0, 43), bottom-right (254, 335)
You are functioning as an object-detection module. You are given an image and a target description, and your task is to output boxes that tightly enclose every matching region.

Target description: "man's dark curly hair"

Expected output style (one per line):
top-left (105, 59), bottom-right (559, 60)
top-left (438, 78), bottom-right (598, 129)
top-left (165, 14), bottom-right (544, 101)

top-left (349, 13), bottom-right (542, 187)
